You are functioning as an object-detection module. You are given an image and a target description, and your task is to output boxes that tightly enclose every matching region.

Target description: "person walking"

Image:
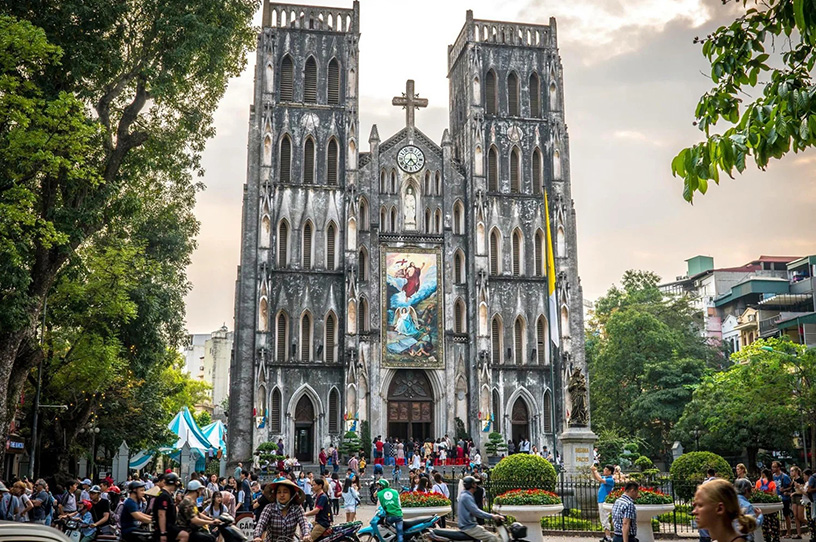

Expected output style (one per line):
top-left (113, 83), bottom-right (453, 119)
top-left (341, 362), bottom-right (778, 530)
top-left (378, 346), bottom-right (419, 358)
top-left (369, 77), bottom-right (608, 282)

top-left (692, 479), bottom-right (757, 542)
top-left (319, 448), bottom-right (328, 476)
top-left (377, 479), bottom-right (405, 542)
top-left (329, 473), bottom-right (341, 516)
top-left (791, 466), bottom-right (806, 539)
top-left (397, 440), bottom-right (405, 466)
top-left (342, 478), bottom-right (359, 522)
top-left (611, 482), bottom-right (639, 542)
top-left (456, 476), bottom-right (504, 542)
top-left (771, 462), bottom-right (793, 538)
top-left (592, 464), bottom-right (616, 542)
top-left (756, 469), bottom-right (780, 542)
top-left (734, 478), bottom-right (764, 541)
top-left (432, 473), bottom-right (450, 527)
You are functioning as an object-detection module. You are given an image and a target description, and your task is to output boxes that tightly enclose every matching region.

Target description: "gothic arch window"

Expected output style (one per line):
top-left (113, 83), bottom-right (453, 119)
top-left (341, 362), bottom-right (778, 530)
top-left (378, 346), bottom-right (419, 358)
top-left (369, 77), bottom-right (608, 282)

top-left (326, 221), bottom-right (337, 270)
top-left (454, 298), bottom-right (466, 333)
top-left (533, 148), bottom-right (543, 195)
top-left (390, 170), bottom-right (397, 194)
top-left (477, 222), bottom-right (485, 254)
top-left (453, 200), bottom-right (465, 234)
top-left (279, 135), bottom-right (292, 183)
top-left (488, 146), bottom-right (499, 192)
top-left (512, 228), bottom-right (523, 276)
top-left (300, 312), bottom-right (312, 361)
top-left (435, 171), bottom-right (442, 195)
top-left (277, 219), bottom-right (290, 267)
top-left (491, 315), bottom-right (503, 364)
top-left (263, 135), bottom-right (272, 166)
top-left (327, 58), bottom-right (341, 105)
top-left (390, 206), bottom-right (397, 232)
top-left (489, 228), bottom-right (501, 275)
top-left (302, 220), bottom-right (313, 269)
top-left (561, 306), bottom-right (569, 340)
top-left (535, 229), bottom-right (545, 276)
top-left (259, 298), bottom-right (269, 331)
top-left (434, 208), bottom-right (442, 233)
top-left (543, 389), bottom-right (553, 433)
top-left (475, 145), bottom-right (484, 176)
top-left (529, 72), bottom-right (541, 117)
top-left (424, 171), bottom-right (431, 194)
top-left (328, 388), bottom-right (340, 433)
top-left (327, 138), bottom-right (339, 185)
top-left (380, 206), bottom-right (388, 232)
top-left (536, 315), bottom-right (548, 365)
top-left (424, 208), bottom-right (432, 233)
top-left (325, 311), bottom-right (338, 363)
top-left (359, 246), bottom-right (369, 281)
top-left (266, 64), bottom-right (274, 93)
top-left (473, 76), bottom-right (481, 103)
top-left (557, 226), bottom-right (566, 258)
top-left (276, 310), bottom-right (289, 361)
top-left (260, 215), bottom-right (271, 248)
top-left (549, 82), bottom-right (558, 110)
top-left (507, 72), bottom-right (519, 116)
top-left (553, 149), bottom-right (562, 179)
top-left (347, 217), bottom-right (357, 251)
top-left (304, 56), bottom-right (318, 103)
top-left (492, 389), bottom-right (502, 432)
top-left (359, 197), bottom-right (369, 231)
top-left (485, 69), bottom-right (497, 114)
top-left (271, 387), bottom-right (282, 432)
top-left (380, 170), bottom-right (387, 193)
top-left (347, 300), bottom-right (357, 334)
top-left (514, 316), bottom-right (526, 364)
top-left (510, 147), bottom-right (521, 193)
top-left (359, 296), bottom-right (370, 332)
top-left (348, 139), bottom-right (357, 170)
top-left (280, 55), bottom-right (294, 101)
top-left (454, 250), bottom-right (465, 284)
top-left (303, 137), bottom-right (315, 184)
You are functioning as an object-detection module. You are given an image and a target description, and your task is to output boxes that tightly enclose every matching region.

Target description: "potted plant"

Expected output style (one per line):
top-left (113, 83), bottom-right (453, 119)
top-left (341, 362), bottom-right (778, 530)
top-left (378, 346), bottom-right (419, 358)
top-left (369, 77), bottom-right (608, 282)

top-left (489, 455), bottom-right (561, 542)
top-left (601, 487), bottom-right (675, 542)
top-left (748, 491), bottom-right (782, 542)
top-left (484, 432), bottom-right (507, 465)
top-left (400, 491), bottom-right (451, 519)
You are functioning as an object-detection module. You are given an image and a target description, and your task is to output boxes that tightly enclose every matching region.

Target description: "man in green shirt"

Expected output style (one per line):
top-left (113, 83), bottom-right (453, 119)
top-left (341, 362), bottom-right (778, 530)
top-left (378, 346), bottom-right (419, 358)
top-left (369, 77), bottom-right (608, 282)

top-left (376, 479), bottom-right (403, 542)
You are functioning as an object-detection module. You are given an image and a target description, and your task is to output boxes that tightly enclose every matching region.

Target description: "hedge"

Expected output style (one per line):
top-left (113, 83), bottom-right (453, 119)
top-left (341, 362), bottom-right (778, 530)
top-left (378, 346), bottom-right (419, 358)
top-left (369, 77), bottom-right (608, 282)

top-left (669, 451), bottom-right (732, 500)
top-left (491, 454), bottom-right (557, 491)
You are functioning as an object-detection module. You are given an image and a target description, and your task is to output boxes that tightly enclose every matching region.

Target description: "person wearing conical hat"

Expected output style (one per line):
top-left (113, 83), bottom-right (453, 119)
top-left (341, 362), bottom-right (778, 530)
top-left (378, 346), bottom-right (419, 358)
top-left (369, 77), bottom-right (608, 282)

top-left (253, 478), bottom-right (311, 542)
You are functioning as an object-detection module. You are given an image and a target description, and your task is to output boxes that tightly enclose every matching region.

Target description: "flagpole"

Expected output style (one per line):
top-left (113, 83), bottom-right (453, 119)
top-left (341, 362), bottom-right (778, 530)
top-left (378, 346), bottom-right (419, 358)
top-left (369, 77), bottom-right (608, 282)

top-left (544, 190), bottom-right (560, 459)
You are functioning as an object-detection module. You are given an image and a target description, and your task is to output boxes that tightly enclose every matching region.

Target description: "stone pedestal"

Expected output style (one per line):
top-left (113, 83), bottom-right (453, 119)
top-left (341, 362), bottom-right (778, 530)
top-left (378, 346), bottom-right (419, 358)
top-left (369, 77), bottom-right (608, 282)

top-left (559, 426), bottom-right (597, 474)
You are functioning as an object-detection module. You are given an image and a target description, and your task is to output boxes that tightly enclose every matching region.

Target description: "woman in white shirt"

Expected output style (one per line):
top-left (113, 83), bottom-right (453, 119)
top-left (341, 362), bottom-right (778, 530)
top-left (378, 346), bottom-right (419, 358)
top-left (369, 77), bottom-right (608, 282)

top-left (341, 478), bottom-right (359, 522)
top-left (410, 453), bottom-right (421, 470)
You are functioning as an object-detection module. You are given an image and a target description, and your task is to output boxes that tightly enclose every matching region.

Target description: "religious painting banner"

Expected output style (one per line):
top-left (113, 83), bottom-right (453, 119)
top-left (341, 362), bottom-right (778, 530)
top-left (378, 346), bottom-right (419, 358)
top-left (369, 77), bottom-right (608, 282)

top-left (381, 248), bottom-right (443, 368)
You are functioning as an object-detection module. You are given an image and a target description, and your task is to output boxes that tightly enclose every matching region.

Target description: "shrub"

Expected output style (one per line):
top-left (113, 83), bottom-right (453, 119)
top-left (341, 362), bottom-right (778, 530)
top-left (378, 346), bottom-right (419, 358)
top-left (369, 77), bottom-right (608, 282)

top-left (400, 491), bottom-right (451, 507)
top-left (340, 430), bottom-right (361, 459)
top-left (484, 432), bottom-right (507, 456)
top-left (634, 456), bottom-right (654, 471)
top-left (491, 454), bottom-right (557, 491)
top-left (749, 491), bottom-right (781, 503)
top-left (541, 514), bottom-right (602, 531)
top-left (494, 489), bottom-right (561, 506)
top-left (669, 452), bottom-right (732, 500)
top-left (605, 487), bottom-right (673, 505)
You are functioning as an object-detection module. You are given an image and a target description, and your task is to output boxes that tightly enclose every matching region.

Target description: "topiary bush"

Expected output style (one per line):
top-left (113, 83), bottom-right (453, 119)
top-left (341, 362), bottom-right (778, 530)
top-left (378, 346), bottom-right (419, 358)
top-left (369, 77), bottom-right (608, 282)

top-left (484, 432), bottom-right (507, 456)
top-left (634, 456), bottom-right (654, 471)
top-left (491, 454), bottom-right (557, 491)
top-left (669, 451), bottom-right (732, 500)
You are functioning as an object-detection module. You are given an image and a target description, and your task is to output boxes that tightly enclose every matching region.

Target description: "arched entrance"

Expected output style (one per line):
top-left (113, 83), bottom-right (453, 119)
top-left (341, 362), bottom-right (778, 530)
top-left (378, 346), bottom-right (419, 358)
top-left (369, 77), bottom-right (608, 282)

top-left (510, 398), bottom-right (530, 445)
top-left (294, 396), bottom-right (315, 463)
top-left (387, 370), bottom-right (433, 441)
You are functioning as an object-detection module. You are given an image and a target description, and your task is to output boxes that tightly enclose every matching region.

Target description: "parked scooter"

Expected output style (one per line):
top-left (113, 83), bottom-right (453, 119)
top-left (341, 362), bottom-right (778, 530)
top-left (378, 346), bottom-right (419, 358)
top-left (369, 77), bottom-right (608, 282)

top-left (217, 513), bottom-right (249, 542)
top-left (358, 506), bottom-right (441, 542)
top-left (315, 520), bottom-right (364, 542)
top-left (428, 519), bottom-right (529, 542)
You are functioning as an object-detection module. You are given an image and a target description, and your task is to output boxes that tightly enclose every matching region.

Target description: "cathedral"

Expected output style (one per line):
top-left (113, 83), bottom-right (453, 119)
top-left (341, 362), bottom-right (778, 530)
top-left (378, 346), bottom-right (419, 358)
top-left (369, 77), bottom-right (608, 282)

top-left (228, 1), bottom-right (588, 465)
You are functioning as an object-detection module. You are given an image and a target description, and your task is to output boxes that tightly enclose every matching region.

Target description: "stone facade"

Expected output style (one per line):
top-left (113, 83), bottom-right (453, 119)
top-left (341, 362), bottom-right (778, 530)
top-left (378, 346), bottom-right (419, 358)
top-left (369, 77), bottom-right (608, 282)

top-left (228, 2), bottom-right (587, 466)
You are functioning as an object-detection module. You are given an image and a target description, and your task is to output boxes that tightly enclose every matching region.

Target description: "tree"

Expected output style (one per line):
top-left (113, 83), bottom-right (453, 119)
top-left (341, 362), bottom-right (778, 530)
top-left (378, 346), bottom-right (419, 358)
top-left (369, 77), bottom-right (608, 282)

top-left (0, 0), bottom-right (257, 462)
top-left (671, 0), bottom-right (816, 202)
top-left (588, 270), bottom-right (718, 459)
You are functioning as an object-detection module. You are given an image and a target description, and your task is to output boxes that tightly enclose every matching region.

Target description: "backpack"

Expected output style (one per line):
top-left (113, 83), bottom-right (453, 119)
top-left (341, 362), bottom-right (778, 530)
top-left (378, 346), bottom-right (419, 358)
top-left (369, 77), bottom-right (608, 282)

top-left (0, 493), bottom-right (13, 521)
top-left (333, 480), bottom-right (342, 498)
top-left (113, 500), bottom-right (126, 529)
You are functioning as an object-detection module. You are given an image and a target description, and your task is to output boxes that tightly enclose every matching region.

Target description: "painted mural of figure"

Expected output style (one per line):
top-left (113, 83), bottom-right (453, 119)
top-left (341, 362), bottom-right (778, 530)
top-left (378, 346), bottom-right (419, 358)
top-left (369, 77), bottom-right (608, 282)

top-left (394, 306), bottom-right (421, 336)
top-left (401, 261), bottom-right (425, 299)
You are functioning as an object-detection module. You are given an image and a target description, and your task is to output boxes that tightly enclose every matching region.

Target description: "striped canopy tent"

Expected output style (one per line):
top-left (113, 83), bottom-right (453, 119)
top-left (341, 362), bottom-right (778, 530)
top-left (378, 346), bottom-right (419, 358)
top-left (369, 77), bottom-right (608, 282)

top-left (128, 449), bottom-right (154, 470)
top-left (201, 420), bottom-right (227, 453)
top-left (167, 407), bottom-right (216, 471)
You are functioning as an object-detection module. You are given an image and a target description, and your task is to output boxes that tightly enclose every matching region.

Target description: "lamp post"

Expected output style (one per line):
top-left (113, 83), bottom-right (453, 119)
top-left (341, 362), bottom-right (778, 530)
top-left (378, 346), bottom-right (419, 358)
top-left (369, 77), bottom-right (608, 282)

top-left (80, 424), bottom-right (101, 480)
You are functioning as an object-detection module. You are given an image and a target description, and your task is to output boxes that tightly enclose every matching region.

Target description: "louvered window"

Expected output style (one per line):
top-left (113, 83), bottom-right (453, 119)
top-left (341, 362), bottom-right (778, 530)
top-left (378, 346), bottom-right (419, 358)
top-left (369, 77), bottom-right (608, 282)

top-left (535, 232), bottom-right (544, 276)
top-left (327, 139), bottom-right (338, 185)
top-left (454, 252), bottom-right (463, 283)
top-left (530, 73), bottom-right (541, 117)
top-left (277, 312), bottom-right (288, 361)
top-left (488, 147), bottom-right (498, 191)
top-left (328, 59), bottom-right (340, 105)
top-left (485, 70), bottom-right (497, 114)
top-left (359, 298), bottom-right (369, 332)
top-left (454, 300), bottom-right (465, 333)
top-left (278, 221), bottom-right (289, 267)
top-left (303, 222), bottom-right (312, 269)
top-left (490, 230), bottom-right (500, 275)
top-left (512, 231), bottom-right (522, 275)
top-left (280, 137), bottom-right (291, 183)
top-left (329, 389), bottom-right (339, 432)
top-left (359, 247), bottom-right (368, 280)
top-left (304, 57), bottom-right (317, 102)
top-left (510, 148), bottom-right (520, 193)
top-left (533, 149), bottom-right (543, 195)
top-left (537, 317), bottom-right (547, 364)
top-left (280, 56), bottom-right (294, 101)
top-left (508, 73), bottom-right (519, 115)
top-left (326, 223), bottom-right (336, 270)
top-left (543, 391), bottom-right (552, 432)
top-left (304, 139), bottom-right (315, 184)
top-left (301, 314), bottom-right (311, 361)
top-left (325, 313), bottom-right (336, 363)
top-left (453, 203), bottom-right (463, 234)
top-left (271, 389), bottom-right (282, 432)
top-left (491, 318), bottom-right (501, 364)
top-left (514, 318), bottom-right (524, 364)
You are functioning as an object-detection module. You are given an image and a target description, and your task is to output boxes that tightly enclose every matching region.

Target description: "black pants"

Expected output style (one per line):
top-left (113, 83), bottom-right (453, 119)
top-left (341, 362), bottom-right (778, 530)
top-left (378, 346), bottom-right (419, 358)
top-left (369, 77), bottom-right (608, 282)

top-left (332, 498), bottom-right (340, 515)
top-left (188, 530), bottom-right (216, 542)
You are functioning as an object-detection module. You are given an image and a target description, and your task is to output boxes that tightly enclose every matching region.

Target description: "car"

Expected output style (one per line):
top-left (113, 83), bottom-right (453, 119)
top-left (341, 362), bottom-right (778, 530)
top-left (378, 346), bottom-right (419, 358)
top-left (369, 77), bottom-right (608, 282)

top-left (0, 521), bottom-right (71, 542)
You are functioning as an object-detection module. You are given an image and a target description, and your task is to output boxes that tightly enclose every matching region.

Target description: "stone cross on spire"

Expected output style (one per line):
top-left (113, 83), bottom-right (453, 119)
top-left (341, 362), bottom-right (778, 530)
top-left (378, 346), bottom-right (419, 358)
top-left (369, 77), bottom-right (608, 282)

top-left (392, 79), bottom-right (428, 128)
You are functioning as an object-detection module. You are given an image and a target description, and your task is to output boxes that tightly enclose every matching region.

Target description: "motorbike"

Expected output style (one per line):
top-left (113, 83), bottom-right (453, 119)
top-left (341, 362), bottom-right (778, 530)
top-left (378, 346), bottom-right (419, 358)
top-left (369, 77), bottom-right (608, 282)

top-left (358, 506), bottom-right (441, 542)
top-left (315, 520), bottom-right (363, 542)
top-left (217, 513), bottom-right (249, 542)
top-left (62, 518), bottom-right (90, 542)
top-left (428, 519), bottom-right (529, 542)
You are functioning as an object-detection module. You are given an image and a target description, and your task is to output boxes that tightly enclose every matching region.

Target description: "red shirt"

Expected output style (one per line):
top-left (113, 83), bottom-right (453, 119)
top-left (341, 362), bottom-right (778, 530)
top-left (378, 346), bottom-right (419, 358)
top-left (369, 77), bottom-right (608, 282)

top-left (375, 441), bottom-right (384, 452)
top-left (319, 451), bottom-right (327, 465)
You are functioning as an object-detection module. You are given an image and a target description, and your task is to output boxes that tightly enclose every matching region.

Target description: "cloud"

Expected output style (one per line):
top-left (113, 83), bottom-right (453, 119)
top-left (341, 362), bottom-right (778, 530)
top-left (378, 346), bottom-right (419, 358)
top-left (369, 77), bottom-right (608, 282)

top-left (611, 130), bottom-right (665, 147)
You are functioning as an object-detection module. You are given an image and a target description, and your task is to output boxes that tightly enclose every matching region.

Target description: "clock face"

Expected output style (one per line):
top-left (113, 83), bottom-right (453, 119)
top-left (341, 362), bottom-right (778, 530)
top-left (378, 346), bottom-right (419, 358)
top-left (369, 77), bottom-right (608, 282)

top-left (397, 145), bottom-right (425, 173)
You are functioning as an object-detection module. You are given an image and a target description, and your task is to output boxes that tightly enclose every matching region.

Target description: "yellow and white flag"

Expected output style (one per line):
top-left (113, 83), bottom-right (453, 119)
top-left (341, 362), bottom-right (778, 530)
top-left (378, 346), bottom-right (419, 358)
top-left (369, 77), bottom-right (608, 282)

top-left (545, 190), bottom-right (559, 347)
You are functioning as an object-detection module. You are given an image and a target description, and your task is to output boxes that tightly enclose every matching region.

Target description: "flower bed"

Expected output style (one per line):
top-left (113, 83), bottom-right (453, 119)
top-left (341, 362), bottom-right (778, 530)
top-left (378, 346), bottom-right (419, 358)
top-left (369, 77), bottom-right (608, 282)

top-left (400, 491), bottom-right (451, 507)
top-left (749, 491), bottom-right (782, 503)
top-left (494, 489), bottom-right (562, 506)
top-left (604, 487), bottom-right (673, 505)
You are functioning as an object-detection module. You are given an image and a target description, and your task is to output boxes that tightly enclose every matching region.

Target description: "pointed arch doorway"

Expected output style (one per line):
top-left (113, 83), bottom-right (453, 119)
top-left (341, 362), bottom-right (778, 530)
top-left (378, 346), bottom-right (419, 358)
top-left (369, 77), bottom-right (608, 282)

top-left (294, 396), bottom-right (315, 463)
top-left (510, 397), bottom-right (530, 445)
top-left (387, 370), bottom-right (434, 442)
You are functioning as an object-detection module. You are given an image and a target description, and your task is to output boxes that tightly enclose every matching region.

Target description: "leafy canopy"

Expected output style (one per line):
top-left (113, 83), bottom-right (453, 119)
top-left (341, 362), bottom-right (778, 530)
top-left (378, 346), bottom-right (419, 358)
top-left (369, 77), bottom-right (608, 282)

top-left (672, 0), bottom-right (816, 201)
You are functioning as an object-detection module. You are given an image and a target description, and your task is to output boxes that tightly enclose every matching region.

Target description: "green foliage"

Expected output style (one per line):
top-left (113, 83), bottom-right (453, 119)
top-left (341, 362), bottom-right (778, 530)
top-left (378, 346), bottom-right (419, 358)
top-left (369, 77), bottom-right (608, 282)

top-left (255, 442), bottom-right (284, 463)
top-left (454, 417), bottom-right (470, 441)
top-left (634, 456), bottom-right (654, 471)
top-left (494, 489), bottom-right (561, 505)
top-left (194, 410), bottom-right (212, 428)
top-left (541, 511), bottom-right (603, 531)
top-left (605, 487), bottom-right (674, 505)
top-left (484, 432), bottom-right (508, 456)
top-left (672, 0), bottom-right (816, 201)
top-left (669, 452), bottom-right (732, 499)
top-left (749, 491), bottom-right (782, 503)
top-left (340, 430), bottom-right (362, 460)
top-left (360, 420), bottom-right (371, 460)
top-left (491, 454), bottom-right (557, 491)
top-left (588, 270), bottom-right (717, 459)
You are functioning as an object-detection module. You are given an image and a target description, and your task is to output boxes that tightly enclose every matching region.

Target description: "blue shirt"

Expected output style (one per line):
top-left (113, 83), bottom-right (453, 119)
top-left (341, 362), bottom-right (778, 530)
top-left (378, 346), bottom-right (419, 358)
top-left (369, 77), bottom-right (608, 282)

top-left (773, 473), bottom-right (791, 501)
top-left (120, 498), bottom-right (141, 534)
top-left (736, 493), bottom-right (763, 539)
top-left (457, 490), bottom-right (492, 530)
top-left (598, 475), bottom-right (614, 503)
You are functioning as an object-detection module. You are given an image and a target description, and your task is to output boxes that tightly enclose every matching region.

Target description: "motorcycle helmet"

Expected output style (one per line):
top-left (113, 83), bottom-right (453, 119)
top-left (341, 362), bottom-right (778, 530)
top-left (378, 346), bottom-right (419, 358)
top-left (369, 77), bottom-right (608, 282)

top-left (509, 522), bottom-right (528, 540)
top-left (163, 473), bottom-right (181, 487)
top-left (377, 478), bottom-right (390, 489)
top-left (128, 481), bottom-right (146, 492)
top-left (186, 480), bottom-right (203, 492)
top-left (462, 476), bottom-right (476, 490)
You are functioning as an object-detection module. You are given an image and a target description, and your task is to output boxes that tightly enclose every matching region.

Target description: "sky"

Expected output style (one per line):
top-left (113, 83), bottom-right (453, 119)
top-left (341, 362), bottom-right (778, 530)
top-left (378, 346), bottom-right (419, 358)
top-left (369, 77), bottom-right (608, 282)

top-left (184, 0), bottom-right (816, 334)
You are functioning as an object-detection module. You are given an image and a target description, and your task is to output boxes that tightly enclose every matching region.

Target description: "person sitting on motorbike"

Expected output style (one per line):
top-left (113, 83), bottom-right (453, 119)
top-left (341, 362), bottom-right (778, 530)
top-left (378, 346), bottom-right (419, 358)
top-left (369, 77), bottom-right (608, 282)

top-left (458, 476), bottom-right (505, 542)
top-left (76, 500), bottom-right (96, 542)
top-left (376, 479), bottom-right (404, 542)
top-left (304, 477), bottom-right (332, 542)
top-left (177, 480), bottom-right (220, 542)
top-left (253, 478), bottom-right (311, 542)
top-left (120, 481), bottom-right (153, 542)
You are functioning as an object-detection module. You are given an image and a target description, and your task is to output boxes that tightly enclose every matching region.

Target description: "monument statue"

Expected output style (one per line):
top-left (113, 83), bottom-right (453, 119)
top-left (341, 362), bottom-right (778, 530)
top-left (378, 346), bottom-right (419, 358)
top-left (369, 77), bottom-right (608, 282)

top-left (568, 367), bottom-right (589, 427)
top-left (404, 186), bottom-right (417, 228)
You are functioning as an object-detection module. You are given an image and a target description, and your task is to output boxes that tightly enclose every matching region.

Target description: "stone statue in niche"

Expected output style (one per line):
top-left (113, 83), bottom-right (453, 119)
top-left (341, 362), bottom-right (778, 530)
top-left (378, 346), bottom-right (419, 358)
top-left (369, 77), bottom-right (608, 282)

top-left (567, 367), bottom-right (589, 427)
top-left (403, 186), bottom-right (417, 229)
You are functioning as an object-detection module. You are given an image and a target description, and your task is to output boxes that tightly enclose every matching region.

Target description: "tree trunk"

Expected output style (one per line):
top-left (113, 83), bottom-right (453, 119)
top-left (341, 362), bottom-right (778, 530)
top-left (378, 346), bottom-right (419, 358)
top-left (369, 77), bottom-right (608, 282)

top-left (0, 329), bottom-right (31, 470)
top-left (746, 446), bottom-right (759, 474)
top-left (810, 423), bottom-right (815, 471)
